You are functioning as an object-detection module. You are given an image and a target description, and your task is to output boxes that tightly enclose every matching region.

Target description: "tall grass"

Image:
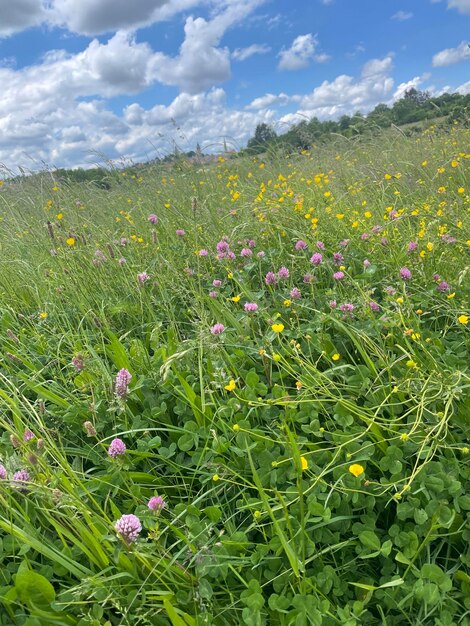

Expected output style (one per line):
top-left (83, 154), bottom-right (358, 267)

top-left (0, 125), bottom-right (468, 625)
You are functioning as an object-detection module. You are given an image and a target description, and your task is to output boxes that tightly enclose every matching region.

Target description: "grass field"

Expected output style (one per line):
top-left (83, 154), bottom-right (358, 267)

top-left (0, 124), bottom-right (469, 626)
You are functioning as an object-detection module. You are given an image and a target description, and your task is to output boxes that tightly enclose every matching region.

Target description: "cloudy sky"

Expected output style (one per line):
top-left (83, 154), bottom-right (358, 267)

top-left (0, 0), bottom-right (469, 172)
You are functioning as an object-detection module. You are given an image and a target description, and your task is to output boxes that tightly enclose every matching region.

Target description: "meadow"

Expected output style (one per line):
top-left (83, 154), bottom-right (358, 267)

top-left (0, 123), bottom-right (468, 626)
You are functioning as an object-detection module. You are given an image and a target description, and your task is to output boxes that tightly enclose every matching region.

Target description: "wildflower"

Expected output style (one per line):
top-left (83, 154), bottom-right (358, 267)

top-left (339, 303), bottom-right (354, 314)
top-left (240, 248), bottom-right (252, 257)
top-left (213, 279), bottom-right (222, 287)
top-left (303, 273), bottom-right (314, 283)
top-left (369, 301), bottom-right (380, 312)
top-left (39, 312), bottom-right (48, 319)
top-left (23, 430), bottom-right (34, 442)
top-left (108, 438), bottom-right (127, 458)
top-left (212, 474), bottom-right (220, 482)
top-left (231, 295), bottom-right (241, 303)
top-left (290, 287), bottom-right (301, 299)
top-left (348, 464), bottom-right (364, 477)
top-left (10, 434), bottom-right (20, 448)
top-left (363, 259), bottom-right (371, 268)
top-left (244, 302), bottom-right (258, 312)
top-left (332, 353), bottom-right (340, 361)
top-left (224, 379), bottom-right (236, 391)
top-left (437, 281), bottom-right (450, 292)
top-left (66, 237), bottom-right (75, 246)
top-left (400, 267), bottom-right (412, 280)
top-left (310, 252), bottom-right (323, 266)
top-left (273, 353), bottom-right (281, 362)
top-left (384, 286), bottom-right (396, 296)
top-left (333, 252), bottom-right (344, 265)
top-left (406, 360), bottom-right (417, 369)
top-left (115, 369), bottom-right (132, 399)
top-left (211, 323), bottom-right (225, 335)
top-left (148, 214), bottom-right (158, 224)
top-left (148, 495), bottom-right (166, 513)
top-left (176, 229), bottom-right (185, 237)
top-left (209, 291), bottom-right (218, 298)
top-left (12, 470), bottom-right (31, 492)
top-left (216, 240), bottom-right (230, 253)
top-left (295, 240), bottom-right (308, 250)
top-left (316, 241), bottom-right (325, 249)
top-left (137, 272), bottom-right (150, 284)
top-left (198, 249), bottom-right (209, 257)
top-left (265, 272), bottom-right (277, 285)
top-left (72, 354), bottom-right (85, 372)
top-left (278, 266), bottom-right (290, 279)
top-left (115, 514), bottom-right (142, 544)
top-left (333, 271), bottom-right (345, 281)
top-left (300, 456), bottom-right (308, 471)
top-left (329, 300), bottom-right (337, 309)
top-left (118, 257), bottom-right (127, 266)
top-left (0, 465), bottom-right (6, 479)
top-left (257, 251), bottom-right (265, 258)
top-left (458, 314), bottom-right (468, 325)
top-left (83, 421), bottom-right (97, 437)
top-left (271, 323), bottom-right (285, 333)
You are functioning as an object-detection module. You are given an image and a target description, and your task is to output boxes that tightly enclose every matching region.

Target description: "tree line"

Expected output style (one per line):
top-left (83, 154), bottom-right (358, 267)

top-left (244, 89), bottom-right (470, 154)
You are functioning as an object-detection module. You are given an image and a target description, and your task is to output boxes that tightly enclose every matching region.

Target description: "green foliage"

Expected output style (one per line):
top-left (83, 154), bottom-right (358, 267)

top-left (0, 124), bottom-right (468, 625)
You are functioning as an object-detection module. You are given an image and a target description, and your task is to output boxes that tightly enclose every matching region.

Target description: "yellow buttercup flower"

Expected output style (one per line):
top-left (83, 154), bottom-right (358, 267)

top-left (332, 353), bottom-right (341, 361)
top-left (271, 323), bottom-right (284, 333)
top-left (349, 464), bottom-right (364, 477)
top-left (66, 237), bottom-right (75, 246)
top-left (300, 456), bottom-right (308, 471)
top-left (39, 312), bottom-right (48, 319)
top-left (231, 295), bottom-right (241, 303)
top-left (458, 314), bottom-right (468, 325)
top-left (224, 379), bottom-right (236, 391)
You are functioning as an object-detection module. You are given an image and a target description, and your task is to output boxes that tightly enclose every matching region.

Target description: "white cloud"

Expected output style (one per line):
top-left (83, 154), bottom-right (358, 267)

top-left (391, 10), bottom-right (413, 20)
top-left (278, 34), bottom-right (328, 71)
top-left (245, 92), bottom-right (291, 109)
top-left (447, 0), bottom-right (470, 12)
top-left (392, 76), bottom-right (424, 100)
top-left (280, 55), bottom-right (395, 122)
top-left (232, 43), bottom-right (271, 61)
top-left (456, 79), bottom-right (470, 94)
top-left (0, 0), bottom-right (46, 36)
top-left (432, 41), bottom-right (470, 67)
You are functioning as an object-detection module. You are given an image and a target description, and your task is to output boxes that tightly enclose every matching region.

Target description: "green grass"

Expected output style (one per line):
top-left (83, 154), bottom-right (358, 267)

top-left (0, 124), bottom-right (468, 625)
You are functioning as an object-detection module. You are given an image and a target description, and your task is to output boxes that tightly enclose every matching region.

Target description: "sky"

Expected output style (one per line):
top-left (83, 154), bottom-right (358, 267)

top-left (0, 0), bottom-right (469, 172)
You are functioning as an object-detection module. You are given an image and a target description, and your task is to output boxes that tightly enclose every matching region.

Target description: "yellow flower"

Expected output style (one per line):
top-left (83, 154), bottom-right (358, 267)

top-left (39, 312), bottom-right (48, 319)
top-left (66, 237), bottom-right (75, 246)
top-left (231, 295), bottom-right (241, 303)
top-left (232, 424), bottom-right (240, 432)
top-left (300, 456), bottom-right (308, 471)
top-left (224, 379), bottom-right (236, 391)
top-left (332, 353), bottom-right (341, 361)
top-left (283, 299), bottom-right (292, 307)
top-left (447, 293), bottom-right (456, 299)
top-left (56, 213), bottom-right (63, 220)
top-left (212, 474), bottom-right (220, 482)
top-left (406, 360), bottom-right (417, 368)
top-left (458, 187), bottom-right (465, 194)
top-left (271, 323), bottom-right (285, 333)
top-left (384, 173), bottom-right (391, 180)
top-left (451, 160), bottom-right (459, 168)
top-left (272, 353), bottom-right (281, 362)
top-left (458, 314), bottom-right (468, 325)
top-left (227, 272), bottom-right (233, 279)
top-left (349, 464), bottom-right (364, 477)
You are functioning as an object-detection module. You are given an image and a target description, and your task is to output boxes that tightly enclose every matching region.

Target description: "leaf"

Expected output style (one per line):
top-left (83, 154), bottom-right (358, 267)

top-left (15, 562), bottom-right (56, 607)
top-left (359, 531), bottom-right (381, 551)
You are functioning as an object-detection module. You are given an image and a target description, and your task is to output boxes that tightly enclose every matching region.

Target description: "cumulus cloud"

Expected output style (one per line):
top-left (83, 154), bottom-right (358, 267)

top-left (232, 43), bottom-right (271, 61)
top-left (432, 41), bottom-right (470, 67)
top-left (245, 92), bottom-right (292, 110)
top-left (447, 0), bottom-right (470, 13)
top-left (0, 0), bottom-right (46, 36)
top-left (280, 55), bottom-right (395, 122)
top-left (278, 34), bottom-right (329, 70)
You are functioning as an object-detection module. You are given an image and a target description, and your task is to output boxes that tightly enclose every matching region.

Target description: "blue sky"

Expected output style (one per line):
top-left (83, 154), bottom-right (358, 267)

top-left (0, 0), bottom-right (469, 171)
